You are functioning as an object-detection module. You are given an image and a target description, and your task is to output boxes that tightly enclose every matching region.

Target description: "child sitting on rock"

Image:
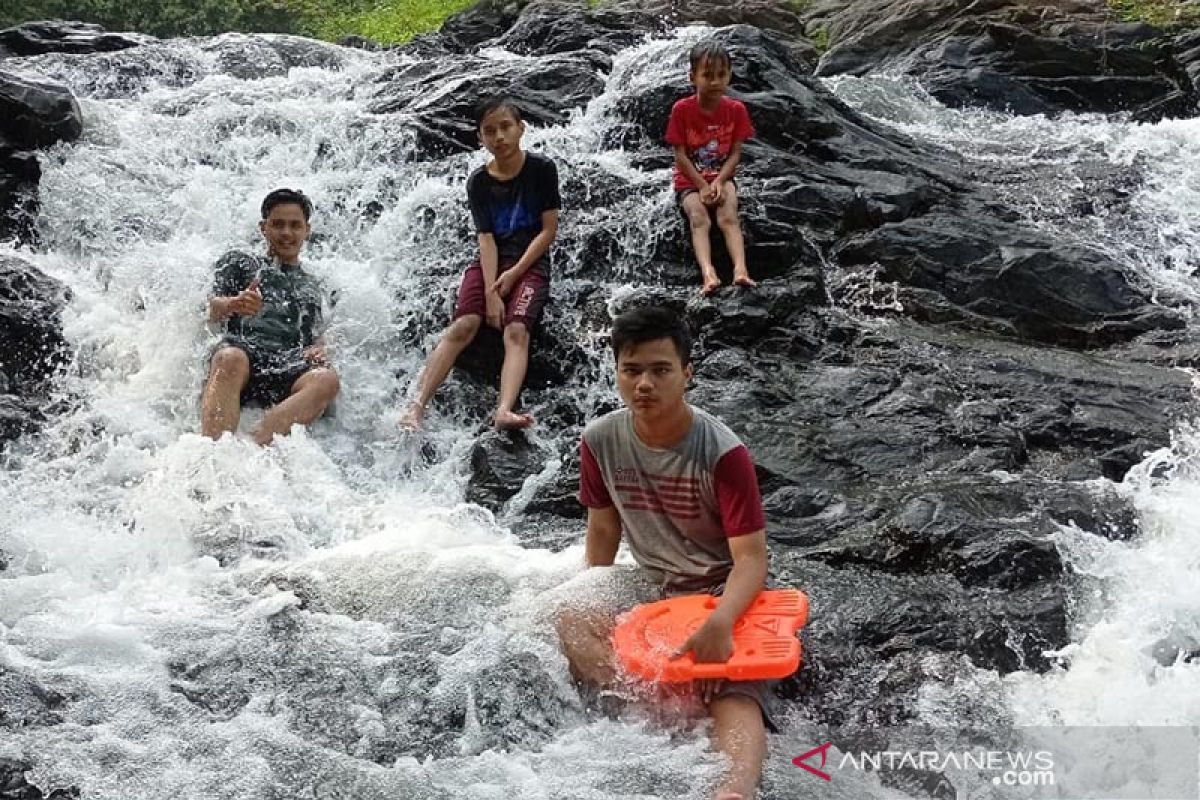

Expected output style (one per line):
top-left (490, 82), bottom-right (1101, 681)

top-left (666, 39), bottom-right (757, 296)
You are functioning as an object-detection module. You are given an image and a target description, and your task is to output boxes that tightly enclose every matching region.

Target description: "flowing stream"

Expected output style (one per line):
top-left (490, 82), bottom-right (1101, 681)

top-left (2, 27), bottom-right (1199, 800)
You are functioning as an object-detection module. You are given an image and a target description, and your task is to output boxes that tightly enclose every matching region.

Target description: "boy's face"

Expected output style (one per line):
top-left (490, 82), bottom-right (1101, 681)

top-left (690, 55), bottom-right (731, 101)
top-left (616, 337), bottom-right (693, 428)
top-left (478, 107), bottom-right (525, 159)
top-left (259, 202), bottom-right (310, 263)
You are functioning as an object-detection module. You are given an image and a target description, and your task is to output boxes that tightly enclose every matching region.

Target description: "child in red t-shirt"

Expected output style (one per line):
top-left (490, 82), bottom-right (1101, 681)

top-left (665, 40), bottom-right (756, 296)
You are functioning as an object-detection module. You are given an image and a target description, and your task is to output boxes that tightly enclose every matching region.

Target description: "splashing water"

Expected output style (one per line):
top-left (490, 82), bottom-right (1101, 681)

top-left (0, 29), bottom-right (1199, 800)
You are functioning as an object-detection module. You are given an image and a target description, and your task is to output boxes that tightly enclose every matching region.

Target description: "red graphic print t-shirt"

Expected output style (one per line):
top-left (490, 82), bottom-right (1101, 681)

top-left (578, 406), bottom-right (766, 593)
top-left (664, 95), bottom-right (754, 191)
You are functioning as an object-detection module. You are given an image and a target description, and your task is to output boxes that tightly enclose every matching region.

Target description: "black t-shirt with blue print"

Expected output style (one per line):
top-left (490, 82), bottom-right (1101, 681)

top-left (466, 151), bottom-right (561, 263)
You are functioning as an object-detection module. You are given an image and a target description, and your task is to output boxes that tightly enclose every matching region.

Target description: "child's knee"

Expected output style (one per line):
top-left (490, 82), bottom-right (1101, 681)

top-left (686, 208), bottom-right (711, 231)
top-left (447, 315), bottom-right (481, 343)
top-left (503, 322), bottom-right (529, 347)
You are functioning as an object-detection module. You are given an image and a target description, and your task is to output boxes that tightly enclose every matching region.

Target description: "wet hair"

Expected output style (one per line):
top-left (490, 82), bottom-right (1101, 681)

top-left (688, 39), bottom-right (732, 73)
top-left (476, 97), bottom-right (523, 130)
top-left (261, 188), bottom-right (312, 221)
top-left (610, 306), bottom-right (692, 366)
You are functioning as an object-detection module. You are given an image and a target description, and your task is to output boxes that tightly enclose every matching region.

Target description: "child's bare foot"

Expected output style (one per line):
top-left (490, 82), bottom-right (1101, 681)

top-left (714, 793), bottom-right (744, 800)
top-left (733, 272), bottom-right (757, 288)
top-left (398, 403), bottom-right (425, 432)
top-left (495, 409), bottom-right (534, 430)
top-left (700, 274), bottom-right (722, 296)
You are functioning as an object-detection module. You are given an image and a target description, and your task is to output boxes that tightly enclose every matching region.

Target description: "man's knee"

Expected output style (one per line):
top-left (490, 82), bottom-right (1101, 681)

top-left (503, 321), bottom-right (529, 348)
top-left (208, 347), bottom-right (250, 382)
top-left (303, 368), bottom-right (340, 402)
top-left (446, 314), bottom-right (481, 345)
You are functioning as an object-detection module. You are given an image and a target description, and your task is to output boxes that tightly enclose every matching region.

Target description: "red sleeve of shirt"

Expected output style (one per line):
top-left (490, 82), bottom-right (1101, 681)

top-left (578, 438), bottom-right (614, 508)
top-left (732, 100), bottom-right (754, 142)
top-left (713, 445), bottom-right (766, 537)
top-left (665, 99), bottom-right (689, 146)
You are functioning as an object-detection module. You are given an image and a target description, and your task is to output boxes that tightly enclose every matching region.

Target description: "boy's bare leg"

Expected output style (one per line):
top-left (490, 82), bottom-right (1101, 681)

top-left (709, 694), bottom-right (767, 800)
top-left (399, 315), bottom-right (482, 430)
top-left (716, 183), bottom-right (755, 289)
top-left (201, 346), bottom-right (250, 439)
top-left (555, 607), bottom-right (620, 688)
top-left (253, 367), bottom-right (340, 445)
top-left (682, 192), bottom-right (721, 295)
top-left (496, 320), bottom-right (534, 429)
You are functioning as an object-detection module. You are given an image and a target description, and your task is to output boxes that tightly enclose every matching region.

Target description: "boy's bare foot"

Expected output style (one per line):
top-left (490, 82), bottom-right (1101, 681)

top-left (732, 273), bottom-right (757, 288)
top-left (701, 274), bottom-right (722, 296)
top-left (495, 409), bottom-right (534, 430)
top-left (398, 404), bottom-right (425, 432)
top-left (714, 793), bottom-right (744, 800)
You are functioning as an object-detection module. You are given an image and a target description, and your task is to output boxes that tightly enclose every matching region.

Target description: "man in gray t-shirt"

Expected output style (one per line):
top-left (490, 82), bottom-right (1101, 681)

top-left (559, 306), bottom-right (770, 800)
top-left (200, 189), bottom-right (340, 446)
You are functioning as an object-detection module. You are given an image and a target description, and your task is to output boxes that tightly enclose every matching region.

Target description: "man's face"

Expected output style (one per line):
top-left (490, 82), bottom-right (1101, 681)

top-left (259, 202), bottom-right (310, 263)
top-left (690, 56), bottom-right (731, 100)
top-left (616, 337), bottom-right (692, 427)
top-left (478, 107), bottom-right (524, 159)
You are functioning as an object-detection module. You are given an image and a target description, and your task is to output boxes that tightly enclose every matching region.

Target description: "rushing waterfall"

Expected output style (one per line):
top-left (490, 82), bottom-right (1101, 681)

top-left (2, 23), bottom-right (1200, 800)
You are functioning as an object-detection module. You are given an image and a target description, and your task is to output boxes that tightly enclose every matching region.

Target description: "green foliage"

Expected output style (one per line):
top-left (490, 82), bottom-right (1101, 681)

top-left (1107, 0), bottom-right (1200, 29)
top-left (308, 0), bottom-right (477, 43)
top-left (809, 25), bottom-right (830, 53)
top-left (0, 0), bottom-right (476, 43)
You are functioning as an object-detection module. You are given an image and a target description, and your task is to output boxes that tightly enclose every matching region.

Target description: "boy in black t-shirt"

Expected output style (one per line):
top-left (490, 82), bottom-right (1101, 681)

top-left (400, 99), bottom-right (561, 431)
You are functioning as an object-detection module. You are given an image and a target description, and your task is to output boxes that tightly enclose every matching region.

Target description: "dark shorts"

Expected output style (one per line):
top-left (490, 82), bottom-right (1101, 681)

top-left (453, 258), bottom-right (550, 330)
top-left (214, 339), bottom-right (315, 408)
top-left (674, 178), bottom-right (738, 221)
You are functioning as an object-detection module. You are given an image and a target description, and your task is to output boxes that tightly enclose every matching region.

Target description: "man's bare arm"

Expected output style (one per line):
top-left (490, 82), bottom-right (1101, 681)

top-left (585, 505), bottom-right (622, 567)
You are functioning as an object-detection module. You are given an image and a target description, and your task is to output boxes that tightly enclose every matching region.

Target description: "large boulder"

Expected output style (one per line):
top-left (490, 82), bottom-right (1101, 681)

top-left (803, 0), bottom-right (1198, 118)
top-left (0, 20), bottom-right (151, 58)
top-left (367, 51), bottom-right (605, 158)
top-left (0, 254), bottom-right (71, 399)
top-left (0, 69), bottom-right (83, 150)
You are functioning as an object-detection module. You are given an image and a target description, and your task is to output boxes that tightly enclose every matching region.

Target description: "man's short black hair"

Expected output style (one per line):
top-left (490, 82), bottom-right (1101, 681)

top-left (261, 188), bottom-right (312, 221)
top-left (610, 306), bottom-right (692, 366)
top-left (476, 97), bottom-right (523, 129)
top-left (689, 39), bottom-right (731, 72)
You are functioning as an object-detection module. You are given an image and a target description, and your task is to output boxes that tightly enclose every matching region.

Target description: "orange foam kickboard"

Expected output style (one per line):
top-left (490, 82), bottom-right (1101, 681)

top-left (612, 588), bottom-right (809, 683)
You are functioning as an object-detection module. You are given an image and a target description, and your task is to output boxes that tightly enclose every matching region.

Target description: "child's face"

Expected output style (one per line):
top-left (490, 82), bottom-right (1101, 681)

top-left (690, 55), bottom-right (731, 100)
top-left (259, 203), bottom-right (310, 263)
top-left (478, 107), bottom-right (524, 159)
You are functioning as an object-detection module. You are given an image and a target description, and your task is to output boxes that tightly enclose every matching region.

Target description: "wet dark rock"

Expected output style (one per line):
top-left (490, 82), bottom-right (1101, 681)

top-left (495, 1), bottom-right (661, 56)
top-left (368, 53), bottom-right (604, 158)
top-left (1, 255), bottom-right (70, 447)
top-left (608, 0), bottom-right (812, 40)
top-left (1, 255), bottom-right (71, 389)
top-left (198, 34), bottom-right (347, 80)
top-left (465, 429), bottom-right (556, 509)
top-left (440, 0), bottom-right (532, 52)
top-left (833, 212), bottom-right (1187, 346)
top-left (1, 758), bottom-right (74, 799)
top-left (0, 20), bottom-right (151, 58)
top-left (805, 0), bottom-right (1197, 119)
top-left (0, 147), bottom-right (40, 245)
top-left (0, 70), bottom-right (83, 150)
top-left (0, 394), bottom-right (43, 442)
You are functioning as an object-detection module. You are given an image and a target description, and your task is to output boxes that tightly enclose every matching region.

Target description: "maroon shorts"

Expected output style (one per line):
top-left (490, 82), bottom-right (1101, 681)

top-left (453, 259), bottom-right (550, 329)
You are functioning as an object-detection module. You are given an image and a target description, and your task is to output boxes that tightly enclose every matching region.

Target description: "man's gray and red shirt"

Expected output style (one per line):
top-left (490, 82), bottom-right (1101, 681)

top-left (579, 406), bottom-right (765, 594)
